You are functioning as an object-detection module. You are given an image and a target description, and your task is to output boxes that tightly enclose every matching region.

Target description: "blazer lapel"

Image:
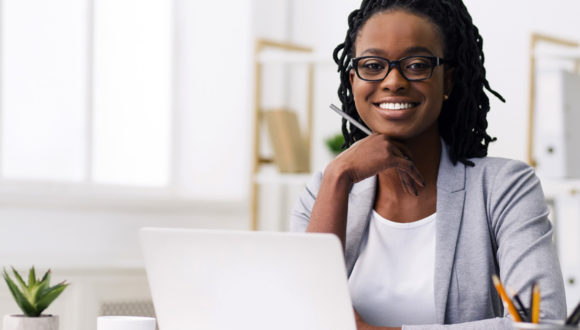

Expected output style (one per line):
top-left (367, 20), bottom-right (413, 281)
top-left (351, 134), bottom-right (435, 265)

top-left (345, 175), bottom-right (376, 275)
top-left (434, 144), bottom-right (466, 324)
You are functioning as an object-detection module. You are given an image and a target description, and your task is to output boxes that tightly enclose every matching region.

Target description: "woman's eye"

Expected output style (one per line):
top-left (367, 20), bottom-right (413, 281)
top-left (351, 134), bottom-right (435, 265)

top-left (406, 61), bottom-right (430, 71)
top-left (361, 62), bottom-right (385, 71)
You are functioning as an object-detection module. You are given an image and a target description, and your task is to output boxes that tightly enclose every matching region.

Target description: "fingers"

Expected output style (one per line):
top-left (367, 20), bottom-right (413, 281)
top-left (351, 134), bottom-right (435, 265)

top-left (340, 134), bottom-right (427, 193)
top-left (392, 150), bottom-right (424, 196)
top-left (392, 152), bottom-right (424, 187)
top-left (403, 159), bottom-right (426, 188)
top-left (397, 170), bottom-right (413, 196)
top-left (387, 140), bottom-right (425, 193)
top-left (388, 139), bottom-right (416, 162)
top-left (397, 169), bottom-right (419, 196)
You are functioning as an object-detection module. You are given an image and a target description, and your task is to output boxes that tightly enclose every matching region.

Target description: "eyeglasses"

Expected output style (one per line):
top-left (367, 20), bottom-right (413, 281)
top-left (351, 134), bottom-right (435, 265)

top-left (351, 55), bottom-right (447, 82)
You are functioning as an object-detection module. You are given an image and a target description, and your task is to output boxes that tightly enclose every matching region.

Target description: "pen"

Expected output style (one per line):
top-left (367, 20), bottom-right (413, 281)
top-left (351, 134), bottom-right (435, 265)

top-left (492, 275), bottom-right (522, 322)
top-left (509, 288), bottom-right (529, 322)
top-left (566, 300), bottom-right (580, 325)
top-left (531, 283), bottom-right (540, 323)
top-left (329, 104), bottom-right (373, 136)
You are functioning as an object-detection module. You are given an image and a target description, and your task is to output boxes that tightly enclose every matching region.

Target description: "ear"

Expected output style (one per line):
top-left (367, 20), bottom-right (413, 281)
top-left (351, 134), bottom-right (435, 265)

top-left (349, 67), bottom-right (355, 86)
top-left (444, 67), bottom-right (454, 97)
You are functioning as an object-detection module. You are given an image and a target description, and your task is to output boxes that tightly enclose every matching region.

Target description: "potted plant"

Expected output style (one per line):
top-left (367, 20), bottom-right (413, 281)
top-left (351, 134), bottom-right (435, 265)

top-left (325, 132), bottom-right (346, 156)
top-left (2, 267), bottom-right (68, 330)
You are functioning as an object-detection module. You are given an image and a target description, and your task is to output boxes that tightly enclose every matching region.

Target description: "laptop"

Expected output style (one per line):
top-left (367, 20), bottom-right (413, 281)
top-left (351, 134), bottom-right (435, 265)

top-left (140, 227), bottom-right (356, 330)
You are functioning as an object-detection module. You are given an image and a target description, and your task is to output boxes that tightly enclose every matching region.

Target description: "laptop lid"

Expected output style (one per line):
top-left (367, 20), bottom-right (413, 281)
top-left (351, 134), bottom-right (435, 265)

top-left (140, 227), bottom-right (356, 330)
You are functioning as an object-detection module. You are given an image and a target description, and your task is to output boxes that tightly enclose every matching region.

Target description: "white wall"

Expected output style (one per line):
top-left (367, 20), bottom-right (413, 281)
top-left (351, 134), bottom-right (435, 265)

top-left (0, 199), bottom-right (247, 269)
top-left (174, 0), bottom-right (253, 201)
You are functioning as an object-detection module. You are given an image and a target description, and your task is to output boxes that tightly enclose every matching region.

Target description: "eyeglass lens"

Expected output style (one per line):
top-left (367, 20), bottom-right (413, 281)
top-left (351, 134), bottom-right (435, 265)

top-left (356, 57), bottom-right (434, 81)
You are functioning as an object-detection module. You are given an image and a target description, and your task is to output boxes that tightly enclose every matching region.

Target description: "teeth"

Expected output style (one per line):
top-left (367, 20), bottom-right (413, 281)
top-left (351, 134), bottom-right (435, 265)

top-left (378, 102), bottom-right (415, 110)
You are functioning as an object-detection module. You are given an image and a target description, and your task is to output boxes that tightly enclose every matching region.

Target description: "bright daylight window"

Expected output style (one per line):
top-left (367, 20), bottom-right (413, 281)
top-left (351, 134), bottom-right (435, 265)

top-left (1, 0), bottom-right (171, 188)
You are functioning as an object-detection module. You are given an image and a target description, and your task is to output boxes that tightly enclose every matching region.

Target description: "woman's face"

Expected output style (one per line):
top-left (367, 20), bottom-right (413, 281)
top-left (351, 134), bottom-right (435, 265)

top-left (349, 9), bottom-right (452, 141)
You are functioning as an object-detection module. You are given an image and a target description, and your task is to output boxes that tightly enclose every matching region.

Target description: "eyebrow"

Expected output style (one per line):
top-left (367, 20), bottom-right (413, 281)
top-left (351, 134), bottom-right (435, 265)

top-left (360, 46), bottom-right (436, 57)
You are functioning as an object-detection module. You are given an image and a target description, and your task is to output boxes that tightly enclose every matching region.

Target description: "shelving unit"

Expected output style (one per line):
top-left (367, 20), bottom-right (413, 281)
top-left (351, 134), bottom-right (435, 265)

top-left (527, 33), bottom-right (579, 167)
top-left (528, 32), bottom-right (580, 314)
top-left (250, 39), bottom-right (314, 230)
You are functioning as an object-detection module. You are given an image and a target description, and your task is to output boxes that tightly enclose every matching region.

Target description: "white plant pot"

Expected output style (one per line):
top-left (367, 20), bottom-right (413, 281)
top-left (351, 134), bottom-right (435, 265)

top-left (2, 315), bottom-right (58, 330)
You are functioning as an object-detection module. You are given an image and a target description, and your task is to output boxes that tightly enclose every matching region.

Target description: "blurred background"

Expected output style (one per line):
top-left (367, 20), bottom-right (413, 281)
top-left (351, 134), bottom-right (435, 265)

top-left (0, 0), bottom-right (579, 328)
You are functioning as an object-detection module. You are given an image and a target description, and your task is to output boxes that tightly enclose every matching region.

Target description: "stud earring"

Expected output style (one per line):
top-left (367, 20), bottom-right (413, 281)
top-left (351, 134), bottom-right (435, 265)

top-left (443, 94), bottom-right (449, 100)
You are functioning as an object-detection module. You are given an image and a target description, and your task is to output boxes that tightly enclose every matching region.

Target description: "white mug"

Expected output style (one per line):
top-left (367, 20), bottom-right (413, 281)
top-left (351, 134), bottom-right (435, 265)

top-left (97, 316), bottom-right (156, 330)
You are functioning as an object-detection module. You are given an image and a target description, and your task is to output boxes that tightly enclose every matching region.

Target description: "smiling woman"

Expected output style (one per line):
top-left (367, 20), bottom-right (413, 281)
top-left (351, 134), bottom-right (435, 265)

top-left (348, 10), bottom-right (450, 143)
top-left (290, 0), bottom-right (566, 329)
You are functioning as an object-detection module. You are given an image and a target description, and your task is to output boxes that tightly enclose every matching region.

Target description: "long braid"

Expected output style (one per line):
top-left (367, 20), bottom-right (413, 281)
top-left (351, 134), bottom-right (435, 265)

top-left (333, 0), bottom-right (505, 166)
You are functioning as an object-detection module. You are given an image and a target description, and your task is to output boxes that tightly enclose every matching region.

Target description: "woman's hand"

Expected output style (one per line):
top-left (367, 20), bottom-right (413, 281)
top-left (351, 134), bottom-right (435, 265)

top-left (307, 134), bottom-right (424, 246)
top-left (327, 134), bottom-right (425, 195)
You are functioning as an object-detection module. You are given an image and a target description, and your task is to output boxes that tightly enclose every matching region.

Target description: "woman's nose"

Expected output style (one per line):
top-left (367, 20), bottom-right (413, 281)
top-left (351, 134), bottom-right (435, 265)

top-left (379, 66), bottom-right (409, 92)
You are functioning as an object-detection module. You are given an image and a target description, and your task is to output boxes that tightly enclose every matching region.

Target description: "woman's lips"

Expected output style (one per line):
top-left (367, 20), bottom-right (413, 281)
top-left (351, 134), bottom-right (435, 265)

top-left (376, 102), bottom-right (419, 110)
top-left (373, 102), bottom-right (420, 120)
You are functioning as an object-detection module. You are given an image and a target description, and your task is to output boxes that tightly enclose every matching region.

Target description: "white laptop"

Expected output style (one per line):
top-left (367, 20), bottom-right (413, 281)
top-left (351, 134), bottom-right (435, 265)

top-left (140, 227), bottom-right (356, 330)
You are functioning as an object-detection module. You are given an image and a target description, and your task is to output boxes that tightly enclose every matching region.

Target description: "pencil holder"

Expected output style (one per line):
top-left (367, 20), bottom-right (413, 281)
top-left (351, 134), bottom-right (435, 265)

top-left (512, 320), bottom-right (579, 329)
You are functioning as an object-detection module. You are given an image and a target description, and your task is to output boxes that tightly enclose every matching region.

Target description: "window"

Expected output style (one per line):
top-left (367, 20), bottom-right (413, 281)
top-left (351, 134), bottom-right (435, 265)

top-left (1, 0), bottom-right (172, 188)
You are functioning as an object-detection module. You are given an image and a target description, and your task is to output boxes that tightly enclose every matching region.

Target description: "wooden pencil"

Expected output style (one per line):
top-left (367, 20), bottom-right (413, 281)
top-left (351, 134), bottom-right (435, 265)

top-left (492, 275), bottom-right (522, 322)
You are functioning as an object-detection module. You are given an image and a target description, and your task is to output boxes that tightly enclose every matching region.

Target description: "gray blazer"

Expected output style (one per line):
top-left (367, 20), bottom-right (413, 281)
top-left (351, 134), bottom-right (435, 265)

top-left (291, 143), bottom-right (566, 329)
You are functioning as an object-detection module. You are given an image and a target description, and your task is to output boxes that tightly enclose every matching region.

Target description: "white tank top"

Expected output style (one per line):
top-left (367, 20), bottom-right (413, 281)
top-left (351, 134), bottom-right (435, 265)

top-left (348, 210), bottom-right (437, 327)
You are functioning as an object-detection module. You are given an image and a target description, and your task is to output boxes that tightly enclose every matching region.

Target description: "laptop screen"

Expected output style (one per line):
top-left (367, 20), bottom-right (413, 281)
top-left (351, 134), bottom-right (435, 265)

top-left (140, 228), bottom-right (356, 330)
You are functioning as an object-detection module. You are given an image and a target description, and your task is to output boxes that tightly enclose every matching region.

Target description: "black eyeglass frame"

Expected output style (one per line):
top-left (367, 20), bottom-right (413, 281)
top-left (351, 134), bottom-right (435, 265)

top-left (351, 55), bottom-right (447, 82)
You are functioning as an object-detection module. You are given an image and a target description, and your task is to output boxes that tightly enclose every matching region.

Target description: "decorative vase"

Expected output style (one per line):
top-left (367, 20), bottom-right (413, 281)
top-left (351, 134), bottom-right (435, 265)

top-left (2, 315), bottom-right (58, 330)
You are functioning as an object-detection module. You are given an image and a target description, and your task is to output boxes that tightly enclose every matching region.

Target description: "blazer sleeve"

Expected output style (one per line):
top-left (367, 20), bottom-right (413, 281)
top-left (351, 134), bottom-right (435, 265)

top-left (488, 159), bottom-right (566, 320)
top-left (289, 171), bottom-right (322, 232)
top-left (404, 159), bottom-right (566, 329)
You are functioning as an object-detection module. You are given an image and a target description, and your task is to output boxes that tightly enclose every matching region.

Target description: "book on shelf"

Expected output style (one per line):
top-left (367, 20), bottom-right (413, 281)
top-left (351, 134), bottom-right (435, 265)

top-left (264, 109), bottom-right (310, 173)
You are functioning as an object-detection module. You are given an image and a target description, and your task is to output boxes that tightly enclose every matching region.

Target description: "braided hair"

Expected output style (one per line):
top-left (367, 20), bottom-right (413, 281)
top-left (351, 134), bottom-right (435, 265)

top-left (333, 0), bottom-right (505, 166)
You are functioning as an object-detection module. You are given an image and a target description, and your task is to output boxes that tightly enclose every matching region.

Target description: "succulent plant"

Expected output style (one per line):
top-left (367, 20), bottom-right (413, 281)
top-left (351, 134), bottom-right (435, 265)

top-left (3, 267), bottom-right (68, 317)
